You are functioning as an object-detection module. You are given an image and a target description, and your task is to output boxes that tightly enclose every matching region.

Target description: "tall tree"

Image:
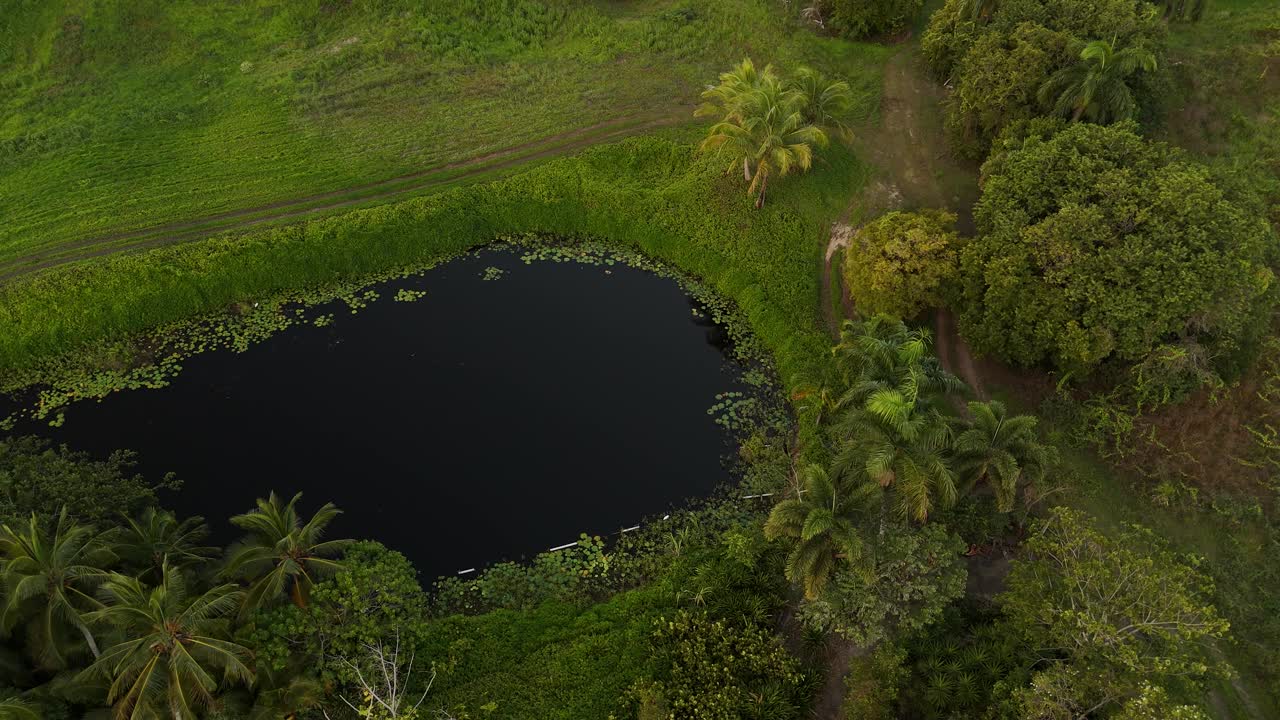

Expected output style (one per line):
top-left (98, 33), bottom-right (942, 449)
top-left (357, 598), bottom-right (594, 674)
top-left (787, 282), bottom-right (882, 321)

top-left (698, 59), bottom-right (829, 208)
top-left (764, 465), bottom-right (877, 600)
top-left (829, 316), bottom-right (965, 523)
top-left (951, 400), bottom-right (1057, 512)
top-left (1000, 508), bottom-right (1230, 716)
top-left (0, 509), bottom-right (111, 669)
top-left (113, 507), bottom-right (219, 583)
top-left (84, 565), bottom-right (254, 720)
top-left (222, 492), bottom-right (351, 617)
top-left (1038, 38), bottom-right (1157, 123)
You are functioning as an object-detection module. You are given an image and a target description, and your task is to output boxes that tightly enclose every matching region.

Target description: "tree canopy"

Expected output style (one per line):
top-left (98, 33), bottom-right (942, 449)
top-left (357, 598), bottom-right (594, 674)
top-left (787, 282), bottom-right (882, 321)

top-left (922, 0), bottom-right (1166, 157)
top-left (843, 209), bottom-right (961, 320)
top-left (957, 120), bottom-right (1277, 379)
top-left (999, 507), bottom-right (1230, 717)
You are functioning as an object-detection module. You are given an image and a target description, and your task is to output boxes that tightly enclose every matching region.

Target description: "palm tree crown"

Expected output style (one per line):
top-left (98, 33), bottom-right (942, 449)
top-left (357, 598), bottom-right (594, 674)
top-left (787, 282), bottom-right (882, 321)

top-left (831, 316), bottom-right (966, 523)
top-left (113, 508), bottom-right (219, 582)
top-left (84, 564), bottom-right (253, 720)
top-left (0, 509), bottom-right (111, 669)
top-left (765, 464), bottom-right (877, 600)
top-left (951, 400), bottom-right (1057, 512)
top-left (1038, 38), bottom-right (1157, 123)
top-left (221, 492), bottom-right (351, 617)
top-left (698, 58), bottom-right (830, 207)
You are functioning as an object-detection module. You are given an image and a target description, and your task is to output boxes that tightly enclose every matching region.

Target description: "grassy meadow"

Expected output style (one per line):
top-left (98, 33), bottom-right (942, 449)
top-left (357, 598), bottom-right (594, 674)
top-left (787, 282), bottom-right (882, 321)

top-left (0, 0), bottom-right (885, 273)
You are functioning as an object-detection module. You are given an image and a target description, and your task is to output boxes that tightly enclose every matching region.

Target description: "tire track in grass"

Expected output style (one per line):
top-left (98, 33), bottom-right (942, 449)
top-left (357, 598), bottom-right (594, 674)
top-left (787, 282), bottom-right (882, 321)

top-left (0, 112), bottom-right (688, 283)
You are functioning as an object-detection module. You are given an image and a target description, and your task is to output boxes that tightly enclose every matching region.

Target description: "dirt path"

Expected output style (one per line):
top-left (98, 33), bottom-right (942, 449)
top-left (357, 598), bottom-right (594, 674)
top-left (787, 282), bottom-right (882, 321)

top-left (0, 112), bottom-right (686, 283)
top-left (813, 636), bottom-right (867, 720)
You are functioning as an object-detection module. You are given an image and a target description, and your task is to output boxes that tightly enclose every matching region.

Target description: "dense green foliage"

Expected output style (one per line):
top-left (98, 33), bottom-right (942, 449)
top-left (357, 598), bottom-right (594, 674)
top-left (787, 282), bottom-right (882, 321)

top-left (959, 120), bottom-right (1277, 381)
top-left (999, 507), bottom-right (1230, 717)
top-left (795, 522), bottom-right (965, 645)
top-left (809, 0), bottom-right (925, 40)
top-left (921, 0), bottom-right (1166, 156)
top-left (842, 209), bottom-right (960, 319)
top-left (0, 437), bottom-right (164, 527)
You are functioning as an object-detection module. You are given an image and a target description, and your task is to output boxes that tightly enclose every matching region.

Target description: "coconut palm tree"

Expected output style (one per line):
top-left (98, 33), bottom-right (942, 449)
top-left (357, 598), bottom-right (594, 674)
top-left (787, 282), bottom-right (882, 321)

top-left (113, 508), bottom-right (219, 583)
top-left (951, 400), bottom-right (1058, 512)
top-left (697, 58), bottom-right (768, 182)
top-left (0, 697), bottom-right (38, 720)
top-left (222, 492), bottom-right (351, 617)
top-left (698, 60), bottom-right (829, 207)
top-left (1037, 38), bottom-right (1157, 123)
top-left (84, 564), bottom-right (253, 720)
top-left (0, 509), bottom-right (112, 669)
top-left (764, 464), bottom-right (877, 600)
top-left (792, 66), bottom-right (853, 135)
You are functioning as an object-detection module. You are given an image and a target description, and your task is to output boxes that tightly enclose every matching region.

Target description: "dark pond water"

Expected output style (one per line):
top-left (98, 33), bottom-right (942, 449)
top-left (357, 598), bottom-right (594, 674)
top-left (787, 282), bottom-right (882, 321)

top-left (2, 248), bottom-right (756, 580)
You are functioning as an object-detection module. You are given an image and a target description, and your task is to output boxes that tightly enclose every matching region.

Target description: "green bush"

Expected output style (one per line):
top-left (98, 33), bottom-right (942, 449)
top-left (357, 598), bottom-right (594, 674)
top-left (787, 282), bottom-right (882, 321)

top-left (921, 0), bottom-right (1165, 157)
top-left (0, 436), bottom-right (167, 526)
top-left (247, 541), bottom-right (430, 686)
top-left (814, 0), bottom-right (924, 40)
top-left (842, 209), bottom-right (959, 319)
top-left (796, 523), bottom-right (966, 646)
top-left (958, 120), bottom-right (1277, 383)
top-left (632, 609), bottom-right (807, 720)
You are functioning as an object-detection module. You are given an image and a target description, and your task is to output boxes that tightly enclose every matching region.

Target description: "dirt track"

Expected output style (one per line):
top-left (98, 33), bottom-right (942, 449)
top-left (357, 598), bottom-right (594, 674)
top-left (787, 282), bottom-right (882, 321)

top-left (0, 112), bottom-right (686, 283)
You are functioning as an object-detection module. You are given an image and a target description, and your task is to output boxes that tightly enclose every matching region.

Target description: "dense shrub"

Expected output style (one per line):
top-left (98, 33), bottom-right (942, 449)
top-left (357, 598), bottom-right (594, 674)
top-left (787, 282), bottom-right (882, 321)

top-left (248, 541), bottom-right (430, 686)
top-left (958, 120), bottom-right (1277, 383)
top-left (0, 436), bottom-right (166, 526)
top-left (842, 209), bottom-right (960, 319)
top-left (921, 0), bottom-right (1165, 157)
top-left (796, 523), bottom-right (965, 646)
top-left (811, 0), bottom-right (924, 40)
top-left (997, 507), bottom-right (1230, 717)
top-left (632, 609), bottom-right (807, 720)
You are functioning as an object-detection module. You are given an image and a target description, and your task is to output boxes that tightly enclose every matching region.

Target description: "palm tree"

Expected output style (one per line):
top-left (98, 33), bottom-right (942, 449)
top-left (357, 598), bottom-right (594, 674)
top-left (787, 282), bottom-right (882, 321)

top-left (837, 385), bottom-right (958, 523)
top-left (698, 60), bottom-right (829, 207)
top-left (1037, 38), bottom-right (1157, 123)
top-left (0, 698), bottom-right (38, 720)
top-left (84, 564), bottom-right (253, 720)
top-left (828, 315), bottom-right (965, 523)
top-left (113, 508), bottom-right (219, 583)
top-left (222, 492), bottom-right (351, 616)
top-left (0, 509), bottom-right (112, 669)
top-left (832, 317), bottom-right (964, 416)
top-left (951, 400), bottom-right (1057, 512)
top-left (792, 66), bottom-right (852, 135)
top-left (696, 58), bottom-right (768, 182)
top-left (764, 465), bottom-right (877, 600)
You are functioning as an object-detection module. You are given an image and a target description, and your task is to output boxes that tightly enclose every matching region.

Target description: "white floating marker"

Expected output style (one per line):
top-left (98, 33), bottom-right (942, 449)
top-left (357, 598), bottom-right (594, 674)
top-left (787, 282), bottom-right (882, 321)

top-left (621, 525), bottom-right (640, 533)
top-left (457, 568), bottom-right (476, 575)
top-left (742, 493), bottom-right (775, 499)
top-left (662, 515), bottom-right (670, 520)
top-left (548, 541), bottom-right (578, 552)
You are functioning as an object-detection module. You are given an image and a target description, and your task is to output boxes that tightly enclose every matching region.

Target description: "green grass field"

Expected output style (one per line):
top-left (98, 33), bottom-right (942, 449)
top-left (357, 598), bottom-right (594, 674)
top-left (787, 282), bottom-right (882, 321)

top-left (0, 0), bottom-right (885, 273)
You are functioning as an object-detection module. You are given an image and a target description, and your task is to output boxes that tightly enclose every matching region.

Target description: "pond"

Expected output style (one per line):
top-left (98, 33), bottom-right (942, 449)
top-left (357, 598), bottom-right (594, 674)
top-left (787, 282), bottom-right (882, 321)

top-left (2, 247), bottom-right (763, 580)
